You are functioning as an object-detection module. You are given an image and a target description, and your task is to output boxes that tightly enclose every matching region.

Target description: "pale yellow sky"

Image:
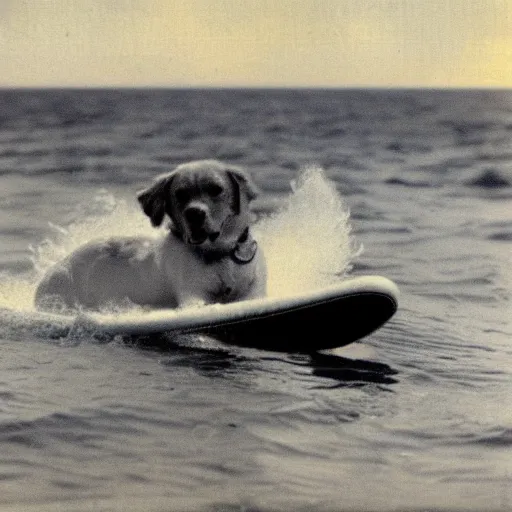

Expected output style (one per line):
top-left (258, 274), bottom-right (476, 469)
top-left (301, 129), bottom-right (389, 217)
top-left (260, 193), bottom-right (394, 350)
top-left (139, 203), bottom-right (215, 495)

top-left (0, 0), bottom-right (511, 88)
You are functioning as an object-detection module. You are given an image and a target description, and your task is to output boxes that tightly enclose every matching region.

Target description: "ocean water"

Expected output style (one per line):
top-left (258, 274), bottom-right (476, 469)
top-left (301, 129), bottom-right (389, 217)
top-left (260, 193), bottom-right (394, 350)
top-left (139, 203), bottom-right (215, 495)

top-left (0, 88), bottom-right (510, 512)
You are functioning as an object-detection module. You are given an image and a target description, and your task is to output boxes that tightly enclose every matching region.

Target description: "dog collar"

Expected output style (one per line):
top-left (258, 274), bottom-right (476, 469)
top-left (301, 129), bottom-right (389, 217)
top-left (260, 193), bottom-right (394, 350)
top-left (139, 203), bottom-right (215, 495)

top-left (172, 226), bottom-right (258, 265)
top-left (230, 227), bottom-right (258, 265)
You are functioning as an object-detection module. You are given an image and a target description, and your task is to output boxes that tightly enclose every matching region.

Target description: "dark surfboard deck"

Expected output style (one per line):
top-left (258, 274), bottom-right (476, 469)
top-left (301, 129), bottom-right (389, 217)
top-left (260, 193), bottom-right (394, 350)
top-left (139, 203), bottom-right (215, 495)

top-left (87, 275), bottom-right (399, 352)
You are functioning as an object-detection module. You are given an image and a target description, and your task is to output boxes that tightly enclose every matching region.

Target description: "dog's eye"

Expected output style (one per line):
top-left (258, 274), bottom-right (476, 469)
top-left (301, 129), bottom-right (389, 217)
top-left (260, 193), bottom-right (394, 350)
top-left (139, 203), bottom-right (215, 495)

top-left (207, 184), bottom-right (223, 197)
top-left (175, 189), bottom-right (190, 204)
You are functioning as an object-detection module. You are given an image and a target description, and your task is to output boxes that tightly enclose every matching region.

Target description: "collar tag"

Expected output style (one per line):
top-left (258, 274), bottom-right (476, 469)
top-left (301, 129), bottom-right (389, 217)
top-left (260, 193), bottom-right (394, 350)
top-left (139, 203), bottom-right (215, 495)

top-left (232, 236), bottom-right (257, 264)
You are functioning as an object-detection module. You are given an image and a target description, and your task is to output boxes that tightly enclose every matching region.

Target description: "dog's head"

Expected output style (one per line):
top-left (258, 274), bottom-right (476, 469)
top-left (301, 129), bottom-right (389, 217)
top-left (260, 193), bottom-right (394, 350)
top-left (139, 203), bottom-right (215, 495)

top-left (137, 160), bottom-right (258, 251)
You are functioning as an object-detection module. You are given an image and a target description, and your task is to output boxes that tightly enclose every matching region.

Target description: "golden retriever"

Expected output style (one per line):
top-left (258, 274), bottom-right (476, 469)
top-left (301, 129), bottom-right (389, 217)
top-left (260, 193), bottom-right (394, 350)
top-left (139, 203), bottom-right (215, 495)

top-left (35, 160), bottom-right (267, 311)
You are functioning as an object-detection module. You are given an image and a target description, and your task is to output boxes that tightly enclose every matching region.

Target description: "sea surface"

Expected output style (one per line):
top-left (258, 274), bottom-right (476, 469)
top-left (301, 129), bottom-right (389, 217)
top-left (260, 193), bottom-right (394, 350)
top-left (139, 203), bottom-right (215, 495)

top-left (0, 88), bottom-right (511, 512)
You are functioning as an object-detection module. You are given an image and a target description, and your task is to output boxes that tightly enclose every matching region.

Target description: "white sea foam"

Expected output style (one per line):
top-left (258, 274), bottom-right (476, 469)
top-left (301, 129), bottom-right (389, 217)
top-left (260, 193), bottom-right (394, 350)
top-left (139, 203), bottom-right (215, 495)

top-left (0, 167), bottom-right (360, 317)
top-left (30, 188), bottom-right (157, 276)
top-left (257, 165), bottom-right (361, 297)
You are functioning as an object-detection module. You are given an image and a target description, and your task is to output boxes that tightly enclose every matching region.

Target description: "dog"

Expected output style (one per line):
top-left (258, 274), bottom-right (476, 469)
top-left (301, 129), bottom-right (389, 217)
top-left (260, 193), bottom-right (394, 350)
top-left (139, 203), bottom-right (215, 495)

top-left (35, 160), bottom-right (267, 312)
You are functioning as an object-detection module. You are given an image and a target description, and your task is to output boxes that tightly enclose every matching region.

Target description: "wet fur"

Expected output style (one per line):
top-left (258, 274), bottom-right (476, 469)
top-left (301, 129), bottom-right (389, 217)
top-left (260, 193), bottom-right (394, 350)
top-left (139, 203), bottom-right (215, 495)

top-left (35, 160), bottom-right (267, 312)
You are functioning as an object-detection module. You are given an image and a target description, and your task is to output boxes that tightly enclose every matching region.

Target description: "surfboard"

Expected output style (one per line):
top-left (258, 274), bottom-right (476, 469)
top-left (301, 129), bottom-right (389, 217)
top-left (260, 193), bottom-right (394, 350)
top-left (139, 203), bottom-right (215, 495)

top-left (1, 275), bottom-right (398, 352)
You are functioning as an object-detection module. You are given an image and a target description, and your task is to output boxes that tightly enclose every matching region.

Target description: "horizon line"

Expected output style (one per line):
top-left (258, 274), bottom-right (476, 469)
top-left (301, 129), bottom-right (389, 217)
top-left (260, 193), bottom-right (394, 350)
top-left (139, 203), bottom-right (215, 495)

top-left (1, 85), bottom-right (511, 91)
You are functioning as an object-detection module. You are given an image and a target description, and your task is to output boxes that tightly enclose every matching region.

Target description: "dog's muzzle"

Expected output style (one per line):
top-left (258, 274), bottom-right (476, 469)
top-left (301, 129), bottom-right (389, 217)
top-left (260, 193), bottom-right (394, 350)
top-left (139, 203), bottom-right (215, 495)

top-left (184, 205), bottom-right (206, 225)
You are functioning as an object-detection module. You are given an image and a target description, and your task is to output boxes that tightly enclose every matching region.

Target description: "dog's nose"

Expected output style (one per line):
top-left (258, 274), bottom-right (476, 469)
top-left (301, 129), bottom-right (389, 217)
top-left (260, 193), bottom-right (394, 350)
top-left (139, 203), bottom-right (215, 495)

top-left (184, 206), bottom-right (206, 225)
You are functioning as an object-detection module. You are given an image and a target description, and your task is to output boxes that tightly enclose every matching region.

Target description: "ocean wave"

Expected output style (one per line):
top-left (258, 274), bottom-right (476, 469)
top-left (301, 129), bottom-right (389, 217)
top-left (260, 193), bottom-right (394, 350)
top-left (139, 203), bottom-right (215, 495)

top-left (466, 168), bottom-right (511, 188)
top-left (384, 177), bottom-right (433, 188)
top-left (487, 231), bottom-right (512, 242)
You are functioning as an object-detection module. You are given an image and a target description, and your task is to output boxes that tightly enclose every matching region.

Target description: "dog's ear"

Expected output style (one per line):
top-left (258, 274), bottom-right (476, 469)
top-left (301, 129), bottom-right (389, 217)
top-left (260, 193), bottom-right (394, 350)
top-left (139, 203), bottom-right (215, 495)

top-left (227, 167), bottom-right (259, 214)
top-left (137, 172), bottom-right (175, 227)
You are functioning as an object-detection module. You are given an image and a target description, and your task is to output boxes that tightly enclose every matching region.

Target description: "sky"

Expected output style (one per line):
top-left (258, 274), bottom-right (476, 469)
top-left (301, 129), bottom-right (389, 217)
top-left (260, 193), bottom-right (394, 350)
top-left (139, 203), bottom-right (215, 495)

top-left (0, 0), bottom-right (511, 88)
